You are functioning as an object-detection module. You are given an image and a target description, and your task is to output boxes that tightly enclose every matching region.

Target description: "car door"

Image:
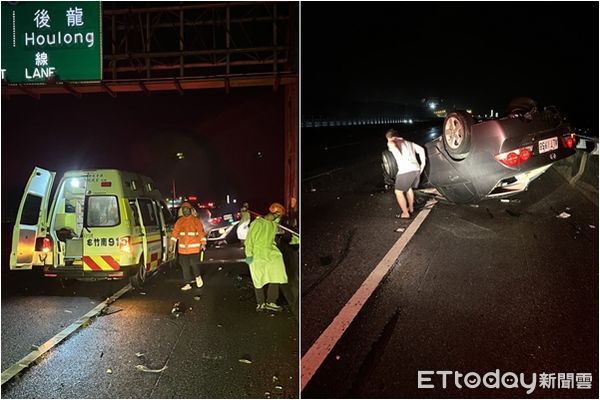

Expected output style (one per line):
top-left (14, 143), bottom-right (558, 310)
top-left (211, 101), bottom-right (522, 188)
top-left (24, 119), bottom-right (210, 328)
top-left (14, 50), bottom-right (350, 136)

top-left (136, 198), bottom-right (162, 271)
top-left (133, 199), bottom-right (149, 270)
top-left (10, 167), bottom-right (55, 270)
top-left (157, 200), bottom-right (174, 262)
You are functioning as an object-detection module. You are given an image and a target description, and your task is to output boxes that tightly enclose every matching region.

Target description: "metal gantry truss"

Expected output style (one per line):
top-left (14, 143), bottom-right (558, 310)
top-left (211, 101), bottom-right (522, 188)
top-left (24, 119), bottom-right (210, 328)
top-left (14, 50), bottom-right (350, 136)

top-left (2, 1), bottom-right (298, 218)
top-left (2, 1), bottom-right (298, 97)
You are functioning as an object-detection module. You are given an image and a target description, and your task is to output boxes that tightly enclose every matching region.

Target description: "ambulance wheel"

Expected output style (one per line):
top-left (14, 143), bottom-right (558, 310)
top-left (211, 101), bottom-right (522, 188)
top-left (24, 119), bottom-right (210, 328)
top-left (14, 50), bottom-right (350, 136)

top-left (130, 260), bottom-right (147, 289)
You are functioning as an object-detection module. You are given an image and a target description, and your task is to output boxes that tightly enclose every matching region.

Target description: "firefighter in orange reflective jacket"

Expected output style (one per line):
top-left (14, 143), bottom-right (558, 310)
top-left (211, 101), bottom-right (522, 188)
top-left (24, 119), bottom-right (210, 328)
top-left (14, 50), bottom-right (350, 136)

top-left (169, 202), bottom-right (207, 291)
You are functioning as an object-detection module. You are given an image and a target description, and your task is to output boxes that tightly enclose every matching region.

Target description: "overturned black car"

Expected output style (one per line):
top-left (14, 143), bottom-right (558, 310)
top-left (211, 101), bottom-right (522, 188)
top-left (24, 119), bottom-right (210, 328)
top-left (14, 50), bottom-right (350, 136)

top-left (382, 100), bottom-right (577, 203)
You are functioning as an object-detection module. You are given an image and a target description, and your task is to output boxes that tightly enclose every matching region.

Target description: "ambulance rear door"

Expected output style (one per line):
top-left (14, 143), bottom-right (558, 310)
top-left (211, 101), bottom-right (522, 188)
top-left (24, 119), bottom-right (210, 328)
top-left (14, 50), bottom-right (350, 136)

top-left (10, 167), bottom-right (55, 270)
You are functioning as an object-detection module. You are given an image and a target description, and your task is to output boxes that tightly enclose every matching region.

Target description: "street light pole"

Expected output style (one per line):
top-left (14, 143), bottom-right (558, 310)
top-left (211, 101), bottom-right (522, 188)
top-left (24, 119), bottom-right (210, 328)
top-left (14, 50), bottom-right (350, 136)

top-left (172, 178), bottom-right (177, 208)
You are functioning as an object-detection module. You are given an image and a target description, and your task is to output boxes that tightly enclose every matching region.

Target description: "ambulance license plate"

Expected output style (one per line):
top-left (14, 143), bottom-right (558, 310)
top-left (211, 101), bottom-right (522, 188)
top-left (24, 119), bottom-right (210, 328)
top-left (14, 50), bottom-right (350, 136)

top-left (538, 137), bottom-right (558, 154)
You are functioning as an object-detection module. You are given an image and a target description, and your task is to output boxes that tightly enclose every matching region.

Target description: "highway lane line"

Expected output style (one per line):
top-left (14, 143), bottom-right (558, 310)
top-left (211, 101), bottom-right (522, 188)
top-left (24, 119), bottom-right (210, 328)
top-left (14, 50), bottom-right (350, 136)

top-left (300, 199), bottom-right (437, 391)
top-left (1, 284), bottom-right (132, 386)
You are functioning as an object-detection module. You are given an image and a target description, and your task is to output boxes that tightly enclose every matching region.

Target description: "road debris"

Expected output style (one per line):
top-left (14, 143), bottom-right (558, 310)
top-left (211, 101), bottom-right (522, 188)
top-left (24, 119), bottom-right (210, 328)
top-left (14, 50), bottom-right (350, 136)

top-left (500, 199), bottom-right (510, 203)
top-left (238, 355), bottom-right (253, 364)
top-left (106, 368), bottom-right (113, 374)
top-left (264, 392), bottom-right (271, 398)
top-left (556, 212), bottom-right (571, 219)
top-left (139, 292), bottom-right (147, 295)
top-left (202, 354), bottom-right (224, 361)
top-left (273, 385), bottom-right (284, 394)
top-left (589, 225), bottom-right (596, 229)
top-left (395, 227), bottom-right (405, 233)
top-left (335, 355), bottom-right (341, 360)
top-left (101, 306), bottom-right (123, 316)
top-left (64, 309), bottom-right (73, 313)
top-left (193, 296), bottom-right (201, 301)
top-left (218, 266), bottom-right (223, 271)
top-left (135, 364), bottom-right (167, 373)
top-left (135, 352), bottom-right (145, 358)
top-left (171, 302), bottom-right (183, 318)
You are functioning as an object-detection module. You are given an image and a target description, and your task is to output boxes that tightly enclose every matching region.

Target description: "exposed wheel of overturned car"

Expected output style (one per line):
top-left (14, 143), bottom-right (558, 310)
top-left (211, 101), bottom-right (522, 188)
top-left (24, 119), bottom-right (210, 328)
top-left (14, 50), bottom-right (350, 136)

top-left (442, 110), bottom-right (474, 160)
top-left (381, 150), bottom-right (398, 189)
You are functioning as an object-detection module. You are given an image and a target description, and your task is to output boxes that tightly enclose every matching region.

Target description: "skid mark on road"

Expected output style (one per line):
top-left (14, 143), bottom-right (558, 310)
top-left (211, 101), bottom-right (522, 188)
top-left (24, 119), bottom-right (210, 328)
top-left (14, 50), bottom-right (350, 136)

top-left (348, 307), bottom-right (401, 396)
top-left (301, 200), bottom-right (436, 391)
top-left (302, 227), bottom-right (356, 296)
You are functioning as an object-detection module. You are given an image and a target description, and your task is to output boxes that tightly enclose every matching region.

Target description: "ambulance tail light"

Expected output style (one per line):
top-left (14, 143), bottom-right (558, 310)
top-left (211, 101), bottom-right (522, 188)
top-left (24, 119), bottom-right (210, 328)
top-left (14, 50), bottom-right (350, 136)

top-left (119, 236), bottom-right (132, 253)
top-left (35, 237), bottom-right (53, 253)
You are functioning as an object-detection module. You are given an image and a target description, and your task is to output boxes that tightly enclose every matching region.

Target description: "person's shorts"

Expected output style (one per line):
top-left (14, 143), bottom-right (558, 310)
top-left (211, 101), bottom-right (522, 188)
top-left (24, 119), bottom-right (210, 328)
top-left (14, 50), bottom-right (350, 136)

top-left (394, 170), bottom-right (420, 192)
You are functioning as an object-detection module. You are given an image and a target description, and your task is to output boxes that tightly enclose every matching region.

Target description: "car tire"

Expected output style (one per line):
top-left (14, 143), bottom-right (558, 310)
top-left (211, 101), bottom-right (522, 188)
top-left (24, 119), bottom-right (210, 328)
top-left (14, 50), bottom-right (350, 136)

top-left (381, 150), bottom-right (398, 187)
top-left (442, 111), bottom-right (473, 160)
top-left (130, 258), bottom-right (147, 289)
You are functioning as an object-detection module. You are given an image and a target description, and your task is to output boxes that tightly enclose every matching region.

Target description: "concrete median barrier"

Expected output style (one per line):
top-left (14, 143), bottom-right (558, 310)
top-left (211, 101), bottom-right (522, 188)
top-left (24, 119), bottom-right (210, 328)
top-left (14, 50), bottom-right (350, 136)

top-left (553, 141), bottom-right (599, 205)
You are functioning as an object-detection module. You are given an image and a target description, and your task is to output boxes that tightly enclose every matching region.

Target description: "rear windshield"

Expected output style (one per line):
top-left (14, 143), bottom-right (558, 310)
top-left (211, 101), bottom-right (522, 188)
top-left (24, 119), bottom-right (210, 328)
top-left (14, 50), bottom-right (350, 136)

top-left (86, 196), bottom-right (120, 227)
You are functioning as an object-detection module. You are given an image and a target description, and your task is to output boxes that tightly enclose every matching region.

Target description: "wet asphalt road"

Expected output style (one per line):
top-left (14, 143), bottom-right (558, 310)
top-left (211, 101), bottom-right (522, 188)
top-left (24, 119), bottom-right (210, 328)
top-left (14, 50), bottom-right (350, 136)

top-left (301, 125), bottom-right (598, 398)
top-left (1, 261), bottom-right (298, 398)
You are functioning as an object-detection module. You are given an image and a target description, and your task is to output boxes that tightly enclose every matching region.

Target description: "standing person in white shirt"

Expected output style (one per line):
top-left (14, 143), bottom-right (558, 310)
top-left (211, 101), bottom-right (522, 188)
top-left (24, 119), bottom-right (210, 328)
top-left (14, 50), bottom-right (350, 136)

top-left (385, 129), bottom-right (427, 219)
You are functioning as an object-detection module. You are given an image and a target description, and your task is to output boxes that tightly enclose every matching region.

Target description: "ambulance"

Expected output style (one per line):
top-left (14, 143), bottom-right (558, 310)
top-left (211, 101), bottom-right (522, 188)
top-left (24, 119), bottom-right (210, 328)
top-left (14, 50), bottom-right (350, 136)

top-left (10, 167), bottom-right (175, 288)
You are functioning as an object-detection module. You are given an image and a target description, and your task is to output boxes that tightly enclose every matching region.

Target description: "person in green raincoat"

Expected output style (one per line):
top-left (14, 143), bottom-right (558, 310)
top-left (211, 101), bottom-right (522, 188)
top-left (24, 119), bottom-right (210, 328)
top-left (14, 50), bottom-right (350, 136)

top-left (245, 202), bottom-right (288, 312)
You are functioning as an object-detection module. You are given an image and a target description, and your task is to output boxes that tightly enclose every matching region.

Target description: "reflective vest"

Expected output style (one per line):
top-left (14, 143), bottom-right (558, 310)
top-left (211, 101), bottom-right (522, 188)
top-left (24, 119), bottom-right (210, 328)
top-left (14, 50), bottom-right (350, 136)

top-left (171, 215), bottom-right (207, 255)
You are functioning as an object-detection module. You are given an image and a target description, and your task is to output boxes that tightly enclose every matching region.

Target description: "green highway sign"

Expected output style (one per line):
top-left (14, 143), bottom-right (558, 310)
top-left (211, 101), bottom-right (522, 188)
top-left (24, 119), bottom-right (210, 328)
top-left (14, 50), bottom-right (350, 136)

top-left (1, 1), bottom-right (102, 84)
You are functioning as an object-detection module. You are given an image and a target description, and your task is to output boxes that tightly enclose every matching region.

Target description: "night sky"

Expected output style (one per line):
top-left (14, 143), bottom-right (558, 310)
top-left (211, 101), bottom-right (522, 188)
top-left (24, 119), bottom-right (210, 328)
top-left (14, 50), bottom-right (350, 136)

top-left (302, 2), bottom-right (599, 127)
top-left (1, 88), bottom-right (285, 219)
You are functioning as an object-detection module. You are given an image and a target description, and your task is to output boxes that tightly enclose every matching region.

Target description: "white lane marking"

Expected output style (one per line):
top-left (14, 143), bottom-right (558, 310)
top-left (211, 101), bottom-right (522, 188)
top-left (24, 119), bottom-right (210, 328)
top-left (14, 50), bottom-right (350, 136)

top-left (301, 200), bottom-right (437, 391)
top-left (1, 284), bottom-right (132, 386)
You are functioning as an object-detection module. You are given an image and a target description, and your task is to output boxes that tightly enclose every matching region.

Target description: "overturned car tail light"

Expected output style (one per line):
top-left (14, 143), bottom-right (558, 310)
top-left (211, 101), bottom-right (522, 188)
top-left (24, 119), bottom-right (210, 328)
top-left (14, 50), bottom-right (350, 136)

top-left (495, 146), bottom-right (534, 167)
top-left (563, 133), bottom-right (576, 149)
